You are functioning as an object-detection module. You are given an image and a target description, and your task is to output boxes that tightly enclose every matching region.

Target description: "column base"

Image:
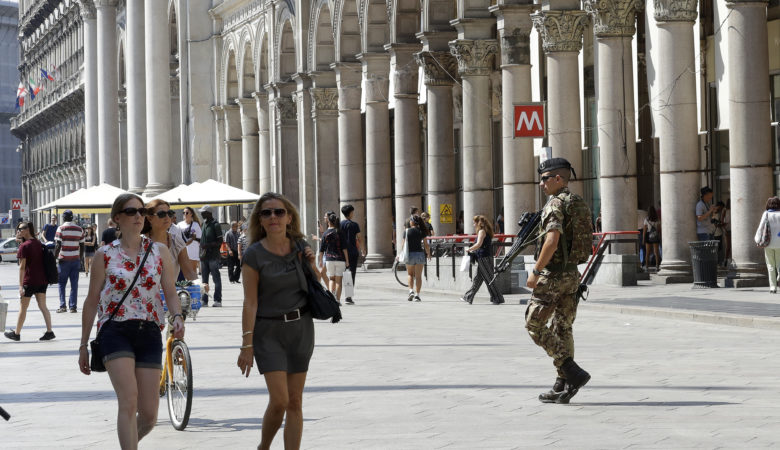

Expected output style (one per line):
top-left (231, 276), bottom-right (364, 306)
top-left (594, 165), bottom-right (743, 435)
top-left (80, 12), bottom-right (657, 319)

top-left (588, 254), bottom-right (639, 287)
top-left (725, 262), bottom-right (768, 288)
top-left (143, 183), bottom-right (174, 197)
top-left (363, 253), bottom-right (394, 269)
top-left (656, 259), bottom-right (693, 284)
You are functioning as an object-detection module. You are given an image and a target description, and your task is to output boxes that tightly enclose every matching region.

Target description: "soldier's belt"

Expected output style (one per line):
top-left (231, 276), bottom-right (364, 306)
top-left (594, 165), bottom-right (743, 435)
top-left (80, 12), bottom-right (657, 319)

top-left (545, 263), bottom-right (579, 273)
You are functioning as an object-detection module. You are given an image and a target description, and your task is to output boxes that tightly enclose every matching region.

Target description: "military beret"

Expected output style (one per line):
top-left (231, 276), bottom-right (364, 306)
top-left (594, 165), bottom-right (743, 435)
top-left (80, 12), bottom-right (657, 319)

top-left (537, 157), bottom-right (572, 175)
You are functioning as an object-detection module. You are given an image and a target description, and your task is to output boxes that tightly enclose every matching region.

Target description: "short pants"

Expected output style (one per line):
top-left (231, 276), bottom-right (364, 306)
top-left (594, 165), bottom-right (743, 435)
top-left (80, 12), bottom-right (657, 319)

top-left (325, 260), bottom-right (346, 277)
top-left (22, 284), bottom-right (48, 298)
top-left (100, 320), bottom-right (163, 369)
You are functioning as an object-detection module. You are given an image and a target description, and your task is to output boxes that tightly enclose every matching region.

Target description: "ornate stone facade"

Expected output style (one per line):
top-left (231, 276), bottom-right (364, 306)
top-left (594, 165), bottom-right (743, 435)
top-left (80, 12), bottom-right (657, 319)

top-left (531, 10), bottom-right (589, 53)
top-left (415, 51), bottom-right (458, 86)
top-left (585, 0), bottom-right (642, 37)
top-left (653, 0), bottom-right (698, 22)
top-left (448, 39), bottom-right (498, 76)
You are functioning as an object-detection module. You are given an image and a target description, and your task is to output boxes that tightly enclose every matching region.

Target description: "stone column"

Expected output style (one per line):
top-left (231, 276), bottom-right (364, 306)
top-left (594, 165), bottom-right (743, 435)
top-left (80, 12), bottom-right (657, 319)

top-left (118, 97), bottom-right (128, 189)
top-left (586, 0), bottom-right (641, 262)
top-left (95, 0), bottom-right (120, 186)
top-left (532, 9), bottom-right (588, 194)
top-left (387, 43), bottom-right (423, 248)
top-left (415, 50), bottom-right (458, 236)
top-left (273, 84), bottom-right (299, 203)
top-left (331, 62), bottom-right (366, 252)
top-left (449, 35), bottom-right (498, 234)
top-left (653, 0), bottom-right (699, 280)
top-left (236, 98), bottom-right (259, 193)
top-left (491, 2), bottom-right (536, 236)
top-left (727, 0), bottom-right (773, 285)
top-left (144, 0), bottom-right (172, 195)
top-left (252, 91), bottom-right (272, 194)
top-left (310, 87), bottom-right (340, 218)
top-left (358, 53), bottom-right (394, 268)
top-left (293, 73), bottom-right (317, 238)
top-left (125, 0), bottom-right (146, 193)
top-left (222, 104), bottom-right (242, 189)
top-left (211, 106), bottom-right (226, 183)
top-left (80, 2), bottom-right (98, 187)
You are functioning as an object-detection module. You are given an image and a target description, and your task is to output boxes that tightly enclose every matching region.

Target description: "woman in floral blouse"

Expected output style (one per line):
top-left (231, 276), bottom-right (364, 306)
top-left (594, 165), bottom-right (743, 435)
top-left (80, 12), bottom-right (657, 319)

top-left (78, 193), bottom-right (185, 448)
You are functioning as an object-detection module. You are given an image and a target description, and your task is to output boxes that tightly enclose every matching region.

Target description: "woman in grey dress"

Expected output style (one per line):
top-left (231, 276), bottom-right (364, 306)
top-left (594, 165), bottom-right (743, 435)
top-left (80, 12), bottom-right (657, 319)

top-left (237, 192), bottom-right (319, 450)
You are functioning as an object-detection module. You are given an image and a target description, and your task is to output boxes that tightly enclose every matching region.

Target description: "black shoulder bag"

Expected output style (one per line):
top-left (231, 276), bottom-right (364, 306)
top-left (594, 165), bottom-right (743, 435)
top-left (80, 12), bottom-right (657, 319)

top-left (90, 242), bottom-right (153, 372)
top-left (295, 240), bottom-right (342, 323)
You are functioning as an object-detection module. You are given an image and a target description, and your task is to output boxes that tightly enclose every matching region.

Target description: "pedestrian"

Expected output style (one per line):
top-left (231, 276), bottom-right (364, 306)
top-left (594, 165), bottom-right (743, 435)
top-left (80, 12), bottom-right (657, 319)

top-left (712, 201), bottom-right (726, 263)
top-left (643, 205), bottom-right (662, 271)
top-left (722, 199), bottom-right (732, 267)
top-left (54, 209), bottom-right (84, 313)
top-left (39, 214), bottom-right (58, 246)
top-left (198, 205), bottom-right (223, 307)
top-left (83, 225), bottom-right (97, 276)
top-left (636, 205), bottom-right (647, 268)
top-left (177, 206), bottom-right (202, 277)
top-left (695, 186), bottom-right (717, 241)
top-left (317, 211), bottom-right (349, 304)
top-left (224, 221), bottom-right (241, 283)
top-left (460, 215), bottom-right (504, 305)
top-left (143, 199), bottom-right (198, 281)
top-left (237, 192), bottom-right (318, 450)
top-left (340, 204), bottom-right (365, 305)
top-left (100, 218), bottom-right (118, 246)
top-left (3, 221), bottom-right (55, 342)
top-left (525, 157), bottom-right (592, 404)
top-left (755, 196), bottom-right (780, 293)
top-left (496, 207), bottom-right (505, 235)
top-left (398, 215), bottom-right (431, 302)
top-left (78, 193), bottom-right (185, 448)
top-left (237, 222), bottom-right (249, 264)
top-left (421, 211), bottom-right (434, 236)
top-left (456, 210), bottom-right (464, 235)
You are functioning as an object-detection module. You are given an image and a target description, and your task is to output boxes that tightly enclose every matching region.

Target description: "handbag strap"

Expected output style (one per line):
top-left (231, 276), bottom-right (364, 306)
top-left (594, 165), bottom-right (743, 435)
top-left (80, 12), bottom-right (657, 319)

top-left (103, 240), bottom-right (154, 326)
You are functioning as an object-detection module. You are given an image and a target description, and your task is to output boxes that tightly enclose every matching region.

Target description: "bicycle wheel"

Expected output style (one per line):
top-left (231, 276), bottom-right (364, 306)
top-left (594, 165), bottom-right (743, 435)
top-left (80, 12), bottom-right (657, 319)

top-left (166, 340), bottom-right (193, 430)
top-left (392, 259), bottom-right (409, 288)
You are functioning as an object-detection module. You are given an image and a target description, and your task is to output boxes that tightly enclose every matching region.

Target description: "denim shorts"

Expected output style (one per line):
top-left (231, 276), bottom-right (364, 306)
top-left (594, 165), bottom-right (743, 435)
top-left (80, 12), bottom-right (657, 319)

top-left (407, 251), bottom-right (427, 266)
top-left (100, 320), bottom-right (163, 370)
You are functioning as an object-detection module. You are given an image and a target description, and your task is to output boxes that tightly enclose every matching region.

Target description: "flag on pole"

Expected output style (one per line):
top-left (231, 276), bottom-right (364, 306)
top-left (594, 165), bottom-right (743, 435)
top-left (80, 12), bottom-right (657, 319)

top-left (15, 82), bottom-right (26, 108)
top-left (50, 64), bottom-right (60, 81)
top-left (28, 77), bottom-right (40, 100)
top-left (40, 68), bottom-right (55, 81)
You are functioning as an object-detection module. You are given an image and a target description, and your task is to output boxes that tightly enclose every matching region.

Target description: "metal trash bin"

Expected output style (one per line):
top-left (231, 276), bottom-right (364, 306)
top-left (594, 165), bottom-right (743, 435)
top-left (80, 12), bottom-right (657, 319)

top-left (689, 240), bottom-right (719, 288)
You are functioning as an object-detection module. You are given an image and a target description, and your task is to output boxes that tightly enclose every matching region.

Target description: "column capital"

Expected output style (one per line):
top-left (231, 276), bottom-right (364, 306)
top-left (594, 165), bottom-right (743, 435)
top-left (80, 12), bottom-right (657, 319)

top-left (585, 0), bottom-right (642, 37)
top-left (77, 0), bottom-right (96, 19)
top-left (310, 87), bottom-right (339, 112)
top-left (251, 91), bottom-right (268, 101)
top-left (653, 0), bottom-right (697, 22)
top-left (448, 39), bottom-right (498, 77)
top-left (531, 10), bottom-right (588, 53)
top-left (94, 0), bottom-right (119, 7)
top-left (235, 97), bottom-right (255, 107)
top-left (274, 96), bottom-right (296, 123)
top-left (415, 51), bottom-right (458, 86)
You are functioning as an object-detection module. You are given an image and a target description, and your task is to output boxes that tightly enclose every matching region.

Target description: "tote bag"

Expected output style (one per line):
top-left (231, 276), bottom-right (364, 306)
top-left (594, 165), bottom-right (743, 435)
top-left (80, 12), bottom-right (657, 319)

top-left (397, 229), bottom-right (409, 264)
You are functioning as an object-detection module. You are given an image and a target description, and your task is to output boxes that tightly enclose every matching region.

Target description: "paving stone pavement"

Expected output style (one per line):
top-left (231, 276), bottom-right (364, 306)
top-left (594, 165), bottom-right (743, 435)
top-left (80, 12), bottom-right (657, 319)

top-left (1, 262), bottom-right (780, 449)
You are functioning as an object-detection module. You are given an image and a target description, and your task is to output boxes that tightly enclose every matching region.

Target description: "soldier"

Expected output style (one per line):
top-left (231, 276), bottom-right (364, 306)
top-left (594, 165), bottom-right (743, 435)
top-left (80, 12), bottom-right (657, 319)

top-left (525, 157), bottom-right (592, 404)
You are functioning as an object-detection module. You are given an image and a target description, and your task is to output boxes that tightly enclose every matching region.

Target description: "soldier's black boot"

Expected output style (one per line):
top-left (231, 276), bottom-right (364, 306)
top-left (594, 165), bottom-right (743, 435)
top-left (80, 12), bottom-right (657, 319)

top-left (538, 377), bottom-right (566, 403)
top-left (556, 358), bottom-right (590, 404)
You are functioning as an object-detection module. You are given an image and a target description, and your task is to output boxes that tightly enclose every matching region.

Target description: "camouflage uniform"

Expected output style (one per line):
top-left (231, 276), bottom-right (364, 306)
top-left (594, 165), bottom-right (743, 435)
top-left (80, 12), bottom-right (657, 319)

top-left (525, 187), bottom-right (586, 376)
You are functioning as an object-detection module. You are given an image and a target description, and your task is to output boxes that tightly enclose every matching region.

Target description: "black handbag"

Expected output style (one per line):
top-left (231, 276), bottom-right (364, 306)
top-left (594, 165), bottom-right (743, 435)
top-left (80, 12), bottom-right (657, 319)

top-left (295, 240), bottom-right (342, 323)
top-left (90, 242), bottom-right (153, 372)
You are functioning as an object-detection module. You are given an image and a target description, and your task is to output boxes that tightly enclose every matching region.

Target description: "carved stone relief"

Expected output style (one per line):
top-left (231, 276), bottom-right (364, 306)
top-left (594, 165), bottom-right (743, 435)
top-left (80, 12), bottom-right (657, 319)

top-left (585, 0), bottom-right (642, 37)
top-left (531, 10), bottom-right (588, 53)
top-left (448, 40), bottom-right (498, 77)
top-left (414, 51), bottom-right (459, 86)
top-left (653, 0), bottom-right (697, 22)
top-left (310, 88), bottom-right (339, 111)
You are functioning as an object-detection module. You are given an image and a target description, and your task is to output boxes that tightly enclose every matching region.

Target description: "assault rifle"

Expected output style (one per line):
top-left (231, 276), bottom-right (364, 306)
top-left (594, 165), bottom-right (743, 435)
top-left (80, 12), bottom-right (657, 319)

top-left (489, 211), bottom-right (542, 285)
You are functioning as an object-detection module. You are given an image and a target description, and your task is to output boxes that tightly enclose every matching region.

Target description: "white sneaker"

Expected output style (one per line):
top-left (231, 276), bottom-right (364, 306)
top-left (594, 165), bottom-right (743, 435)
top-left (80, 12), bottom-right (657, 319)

top-left (771, 288), bottom-right (777, 294)
top-left (407, 291), bottom-right (415, 302)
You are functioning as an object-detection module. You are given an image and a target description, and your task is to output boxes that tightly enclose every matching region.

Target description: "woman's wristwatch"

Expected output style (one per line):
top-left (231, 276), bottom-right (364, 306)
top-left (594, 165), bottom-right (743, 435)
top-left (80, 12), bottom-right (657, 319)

top-left (169, 313), bottom-right (183, 324)
top-left (532, 268), bottom-right (542, 276)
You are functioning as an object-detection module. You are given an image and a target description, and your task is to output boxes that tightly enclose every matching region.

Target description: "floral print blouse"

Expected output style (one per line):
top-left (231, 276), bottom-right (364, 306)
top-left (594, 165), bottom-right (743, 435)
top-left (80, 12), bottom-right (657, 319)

top-left (97, 237), bottom-right (165, 331)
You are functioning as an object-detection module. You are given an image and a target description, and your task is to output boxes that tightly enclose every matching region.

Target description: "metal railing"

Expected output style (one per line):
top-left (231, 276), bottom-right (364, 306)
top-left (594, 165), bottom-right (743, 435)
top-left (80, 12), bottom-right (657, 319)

top-left (424, 234), bottom-right (517, 281)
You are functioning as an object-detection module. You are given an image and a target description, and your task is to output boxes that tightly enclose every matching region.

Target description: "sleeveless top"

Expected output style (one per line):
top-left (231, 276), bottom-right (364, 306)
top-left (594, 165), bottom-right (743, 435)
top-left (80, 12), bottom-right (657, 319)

top-left (474, 231), bottom-right (492, 258)
top-left (97, 237), bottom-right (165, 331)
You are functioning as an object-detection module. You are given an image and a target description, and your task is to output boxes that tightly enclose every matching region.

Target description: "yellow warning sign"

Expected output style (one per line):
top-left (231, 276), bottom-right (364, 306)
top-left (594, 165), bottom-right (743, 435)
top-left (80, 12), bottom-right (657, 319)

top-left (440, 203), bottom-right (453, 224)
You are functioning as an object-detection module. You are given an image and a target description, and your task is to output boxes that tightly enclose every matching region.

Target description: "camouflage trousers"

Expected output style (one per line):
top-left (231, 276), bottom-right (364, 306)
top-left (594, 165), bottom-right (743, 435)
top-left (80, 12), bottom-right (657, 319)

top-left (525, 271), bottom-right (580, 377)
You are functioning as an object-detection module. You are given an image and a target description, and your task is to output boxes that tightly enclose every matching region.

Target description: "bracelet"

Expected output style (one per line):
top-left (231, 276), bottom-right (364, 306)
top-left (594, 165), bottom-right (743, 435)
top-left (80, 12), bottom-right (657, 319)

top-left (79, 343), bottom-right (88, 349)
top-left (169, 313), bottom-right (183, 324)
top-left (242, 331), bottom-right (253, 336)
top-left (240, 344), bottom-right (253, 349)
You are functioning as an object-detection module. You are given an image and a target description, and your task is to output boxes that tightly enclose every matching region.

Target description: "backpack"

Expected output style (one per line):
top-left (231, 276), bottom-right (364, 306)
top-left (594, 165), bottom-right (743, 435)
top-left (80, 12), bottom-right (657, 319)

top-left (559, 191), bottom-right (594, 265)
top-left (647, 222), bottom-right (659, 243)
top-left (41, 246), bottom-right (58, 284)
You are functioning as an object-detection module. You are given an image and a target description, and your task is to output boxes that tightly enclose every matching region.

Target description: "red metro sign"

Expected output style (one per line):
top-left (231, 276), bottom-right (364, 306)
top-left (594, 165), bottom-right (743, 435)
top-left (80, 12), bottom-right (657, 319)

top-left (513, 103), bottom-right (546, 138)
top-left (10, 199), bottom-right (22, 210)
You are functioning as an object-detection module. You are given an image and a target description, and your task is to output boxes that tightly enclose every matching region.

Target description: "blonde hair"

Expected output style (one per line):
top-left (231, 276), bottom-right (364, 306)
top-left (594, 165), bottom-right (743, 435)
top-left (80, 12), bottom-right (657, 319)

top-left (473, 215), bottom-right (494, 239)
top-left (248, 192), bottom-right (304, 244)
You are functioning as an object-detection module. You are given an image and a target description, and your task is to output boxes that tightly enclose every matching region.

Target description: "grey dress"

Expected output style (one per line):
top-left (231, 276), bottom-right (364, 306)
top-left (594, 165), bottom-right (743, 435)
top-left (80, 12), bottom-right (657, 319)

top-left (242, 240), bottom-right (315, 374)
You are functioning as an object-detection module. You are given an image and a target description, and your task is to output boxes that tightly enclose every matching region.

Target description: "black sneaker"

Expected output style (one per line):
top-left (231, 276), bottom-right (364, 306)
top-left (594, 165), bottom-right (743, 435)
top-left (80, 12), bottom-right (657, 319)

top-left (345, 298), bottom-right (355, 305)
top-left (4, 330), bottom-right (20, 341)
top-left (39, 331), bottom-right (56, 341)
top-left (56, 307), bottom-right (67, 313)
top-left (407, 291), bottom-right (415, 302)
top-left (69, 308), bottom-right (77, 313)
top-left (212, 302), bottom-right (222, 307)
top-left (414, 295), bottom-right (421, 302)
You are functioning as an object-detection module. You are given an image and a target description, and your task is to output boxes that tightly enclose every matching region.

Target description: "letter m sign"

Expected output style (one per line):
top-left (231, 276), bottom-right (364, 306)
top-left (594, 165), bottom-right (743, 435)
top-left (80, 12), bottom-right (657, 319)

top-left (10, 199), bottom-right (22, 210)
top-left (513, 103), bottom-right (546, 138)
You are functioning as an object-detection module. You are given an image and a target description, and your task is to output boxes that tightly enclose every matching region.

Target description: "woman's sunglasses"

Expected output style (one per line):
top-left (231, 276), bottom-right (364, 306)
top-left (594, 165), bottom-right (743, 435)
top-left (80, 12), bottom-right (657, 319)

top-left (259, 208), bottom-right (287, 218)
top-left (119, 207), bottom-right (148, 216)
top-left (150, 210), bottom-right (176, 219)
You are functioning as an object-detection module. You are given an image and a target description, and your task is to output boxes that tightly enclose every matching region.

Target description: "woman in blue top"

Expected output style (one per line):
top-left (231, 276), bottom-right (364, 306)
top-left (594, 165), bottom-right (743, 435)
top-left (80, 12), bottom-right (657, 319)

top-left (317, 211), bottom-right (350, 304)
